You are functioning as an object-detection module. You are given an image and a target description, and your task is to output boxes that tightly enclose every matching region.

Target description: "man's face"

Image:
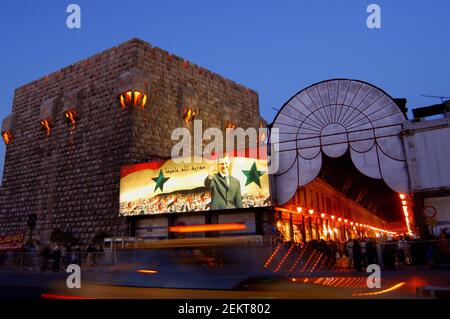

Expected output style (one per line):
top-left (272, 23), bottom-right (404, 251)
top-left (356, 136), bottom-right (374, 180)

top-left (218, 157), bottom-right (230, 175)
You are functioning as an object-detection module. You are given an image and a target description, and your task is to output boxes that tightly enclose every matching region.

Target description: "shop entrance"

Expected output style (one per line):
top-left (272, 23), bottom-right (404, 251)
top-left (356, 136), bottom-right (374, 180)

top-left (271, 79), bottom-right (411, 241)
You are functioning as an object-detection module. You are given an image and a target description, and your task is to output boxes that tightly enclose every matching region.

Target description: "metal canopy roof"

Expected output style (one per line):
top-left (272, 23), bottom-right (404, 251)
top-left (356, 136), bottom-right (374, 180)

top-left (271, 79), bottom-right (410, 207)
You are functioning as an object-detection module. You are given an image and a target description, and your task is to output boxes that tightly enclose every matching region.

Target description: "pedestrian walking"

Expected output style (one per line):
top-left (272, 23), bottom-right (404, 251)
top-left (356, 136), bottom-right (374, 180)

top-left (353, 239), bottom-right (363, 272)
top-left (60, 244), bottom-right (67, 269)
top-left (383, 237), bottom-right (397, 270)
top-left (86, 244), bottom-right (96, 267)
top-left (360, 238), bottom-right (367, 268)
top-left (366, 238), bottom-right (378, 265)
top-left (346, 239), bottom-right (354, 268)
top-left (53, 245), bottom-right (61, 272)
top-left (65, 243), bottom-right (73, 266)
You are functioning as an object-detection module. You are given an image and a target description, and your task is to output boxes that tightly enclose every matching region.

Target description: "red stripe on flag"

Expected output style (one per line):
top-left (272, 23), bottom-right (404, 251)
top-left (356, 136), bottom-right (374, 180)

top-left (120, 160), bottom-right (167, 178)
top-left (120, 146), bottom-right (268, 179)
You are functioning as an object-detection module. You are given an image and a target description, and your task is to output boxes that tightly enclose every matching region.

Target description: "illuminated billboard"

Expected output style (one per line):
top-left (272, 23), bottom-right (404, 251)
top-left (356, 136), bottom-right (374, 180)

top-left (119, 151), bottom-right (271, 215)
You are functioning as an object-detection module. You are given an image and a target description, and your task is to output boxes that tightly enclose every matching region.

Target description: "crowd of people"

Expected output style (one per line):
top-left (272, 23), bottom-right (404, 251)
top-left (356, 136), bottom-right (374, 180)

top-left (273, 227), bottom-right (450, 272)
top-left (343, 228), bottom-right (450, 271)
top-left (344, 237), bottom-right (379, 271)
top-left (40, 243), bottom-right (105, 270)
top-left (120, 190), bottom-right (271, 215)
top-left (120, 190), bottom-right (212, 215)
top-left (1, 242), bottom-right (105, 271)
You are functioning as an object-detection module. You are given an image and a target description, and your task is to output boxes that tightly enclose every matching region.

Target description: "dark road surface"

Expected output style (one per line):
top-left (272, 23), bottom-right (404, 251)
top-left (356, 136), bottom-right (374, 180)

top-left (1, 266), bottom-right (449, 299)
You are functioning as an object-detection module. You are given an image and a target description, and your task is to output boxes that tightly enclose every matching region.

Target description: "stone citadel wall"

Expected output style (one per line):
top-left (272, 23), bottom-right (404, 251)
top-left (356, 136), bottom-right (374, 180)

top-left (0, 38), bottom-right (263, 244)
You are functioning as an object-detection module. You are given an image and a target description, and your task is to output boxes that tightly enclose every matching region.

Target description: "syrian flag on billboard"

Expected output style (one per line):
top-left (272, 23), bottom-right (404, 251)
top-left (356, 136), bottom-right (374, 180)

top-left (119, 147), bottom-right (271, 215)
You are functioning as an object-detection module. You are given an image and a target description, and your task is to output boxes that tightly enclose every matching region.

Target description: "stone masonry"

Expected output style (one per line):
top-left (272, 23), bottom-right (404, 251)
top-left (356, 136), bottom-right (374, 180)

top-left (0, 38), bottom-right (263, 245)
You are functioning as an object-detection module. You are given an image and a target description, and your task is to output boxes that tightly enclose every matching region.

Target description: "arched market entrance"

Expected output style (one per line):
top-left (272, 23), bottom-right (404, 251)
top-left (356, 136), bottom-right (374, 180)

top-left (270, 79), bottom-right (411, 241)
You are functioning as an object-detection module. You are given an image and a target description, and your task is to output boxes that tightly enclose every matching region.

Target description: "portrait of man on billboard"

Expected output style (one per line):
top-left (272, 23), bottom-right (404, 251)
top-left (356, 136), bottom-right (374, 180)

top-left (204, 155), bottom-right (243, 210)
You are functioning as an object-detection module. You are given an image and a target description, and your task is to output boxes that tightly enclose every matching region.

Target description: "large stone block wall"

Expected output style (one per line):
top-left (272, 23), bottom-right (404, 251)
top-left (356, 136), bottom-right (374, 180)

top-left (128, 40), bottom-right (261, 163)
top-left (0, 38), bottom-right (263, 245)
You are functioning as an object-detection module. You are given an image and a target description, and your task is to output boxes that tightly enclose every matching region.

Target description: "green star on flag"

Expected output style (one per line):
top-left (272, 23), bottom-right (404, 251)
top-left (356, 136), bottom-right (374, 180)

top-left (152, 170), bottom-right (170, 192)
top-left (242, 162), bottom-right (265, 188)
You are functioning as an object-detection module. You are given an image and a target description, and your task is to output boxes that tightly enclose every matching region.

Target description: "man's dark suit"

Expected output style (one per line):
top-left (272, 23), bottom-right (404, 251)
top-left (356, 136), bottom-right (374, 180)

top-left (204, 173), bottom-right (243, 210)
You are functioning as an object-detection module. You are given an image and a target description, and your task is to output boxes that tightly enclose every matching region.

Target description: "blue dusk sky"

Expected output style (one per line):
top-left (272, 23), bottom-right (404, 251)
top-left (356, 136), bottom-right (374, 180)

top-left (0, 0), bottom-right (449, 179)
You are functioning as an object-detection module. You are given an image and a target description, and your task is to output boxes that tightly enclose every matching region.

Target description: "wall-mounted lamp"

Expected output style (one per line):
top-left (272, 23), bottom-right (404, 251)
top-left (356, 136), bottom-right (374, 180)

top-left (1, 131), bottom-right (12, 145)
top-left (225, 120), bottom-right (237, 129)
top-left (62, 88), bottom-right (83, 131)
top-left (120, 90), bottom-right (147, 109)
top-left (178, 86), bottom-right (198, 126)
top-left (182, 107), bottom-right (197, 125)
top-left (40, 119), bottom-right (53, 136)
top-left (2, 113), bottom-right (16, 145)
top-left (117, 67), bottom-right (151, 111)
top-left (258, 122), bottom-right (267, 143)
top-left (64, 109), bottom-right (78, 128)
top-left (39, 97), bottom-right (57, 138)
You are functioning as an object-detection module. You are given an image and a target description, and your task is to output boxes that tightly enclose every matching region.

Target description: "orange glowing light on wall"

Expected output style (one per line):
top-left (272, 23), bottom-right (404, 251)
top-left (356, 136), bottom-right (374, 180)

top-left (64, 109), bottom-right (78, 128)
top-left (225, 120), bottom-right (237, 129)
top-left (402, 206), bottom-right (409, 217)
top-left (182, 107), bottom-right (197, 124)
top-left (402, 205), bottom-right (413, 234)
top-left (296, 207), bottom-right (303, 213)
top-left (338, 218), bottom-right (342, 222)
top-left (308, 209), bottom-right (314, 215)
top-left (120, 90), bottom-right (147, 109)
top-left (399, 193), bottom-right (413, 235)
top-left (40, 119), bottom-right (52, 136)
top-left (320, 213), bottom-right (325, 218)
top-left (2, 131), bottom-right (12, 145)
top-left (344, 219), bottom-right (348, 223)
top-left (259, 123), bottom-right (267, 143)
top-left (350, 222), bottom-right (354, 226)
top-left (259, 132), bottom-right (266, 142)
top-left (331, 215), bottom-right (335, 220)
top-left (169, 223), bottom-right (246, 233)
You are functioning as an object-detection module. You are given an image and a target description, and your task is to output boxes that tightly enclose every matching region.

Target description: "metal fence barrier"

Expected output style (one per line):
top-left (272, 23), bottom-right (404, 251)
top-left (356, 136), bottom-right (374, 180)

top-left (0, 252), bottom-right (111, 271)
top-left (377, 239), bottom-right (450, 270)
top-left (1, 239), bottom-right (448, 272)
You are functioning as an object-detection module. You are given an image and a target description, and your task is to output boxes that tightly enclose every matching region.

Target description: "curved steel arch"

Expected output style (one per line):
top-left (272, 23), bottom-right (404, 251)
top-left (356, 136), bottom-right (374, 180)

top-left (271, 79), bottom-right (410, 205)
